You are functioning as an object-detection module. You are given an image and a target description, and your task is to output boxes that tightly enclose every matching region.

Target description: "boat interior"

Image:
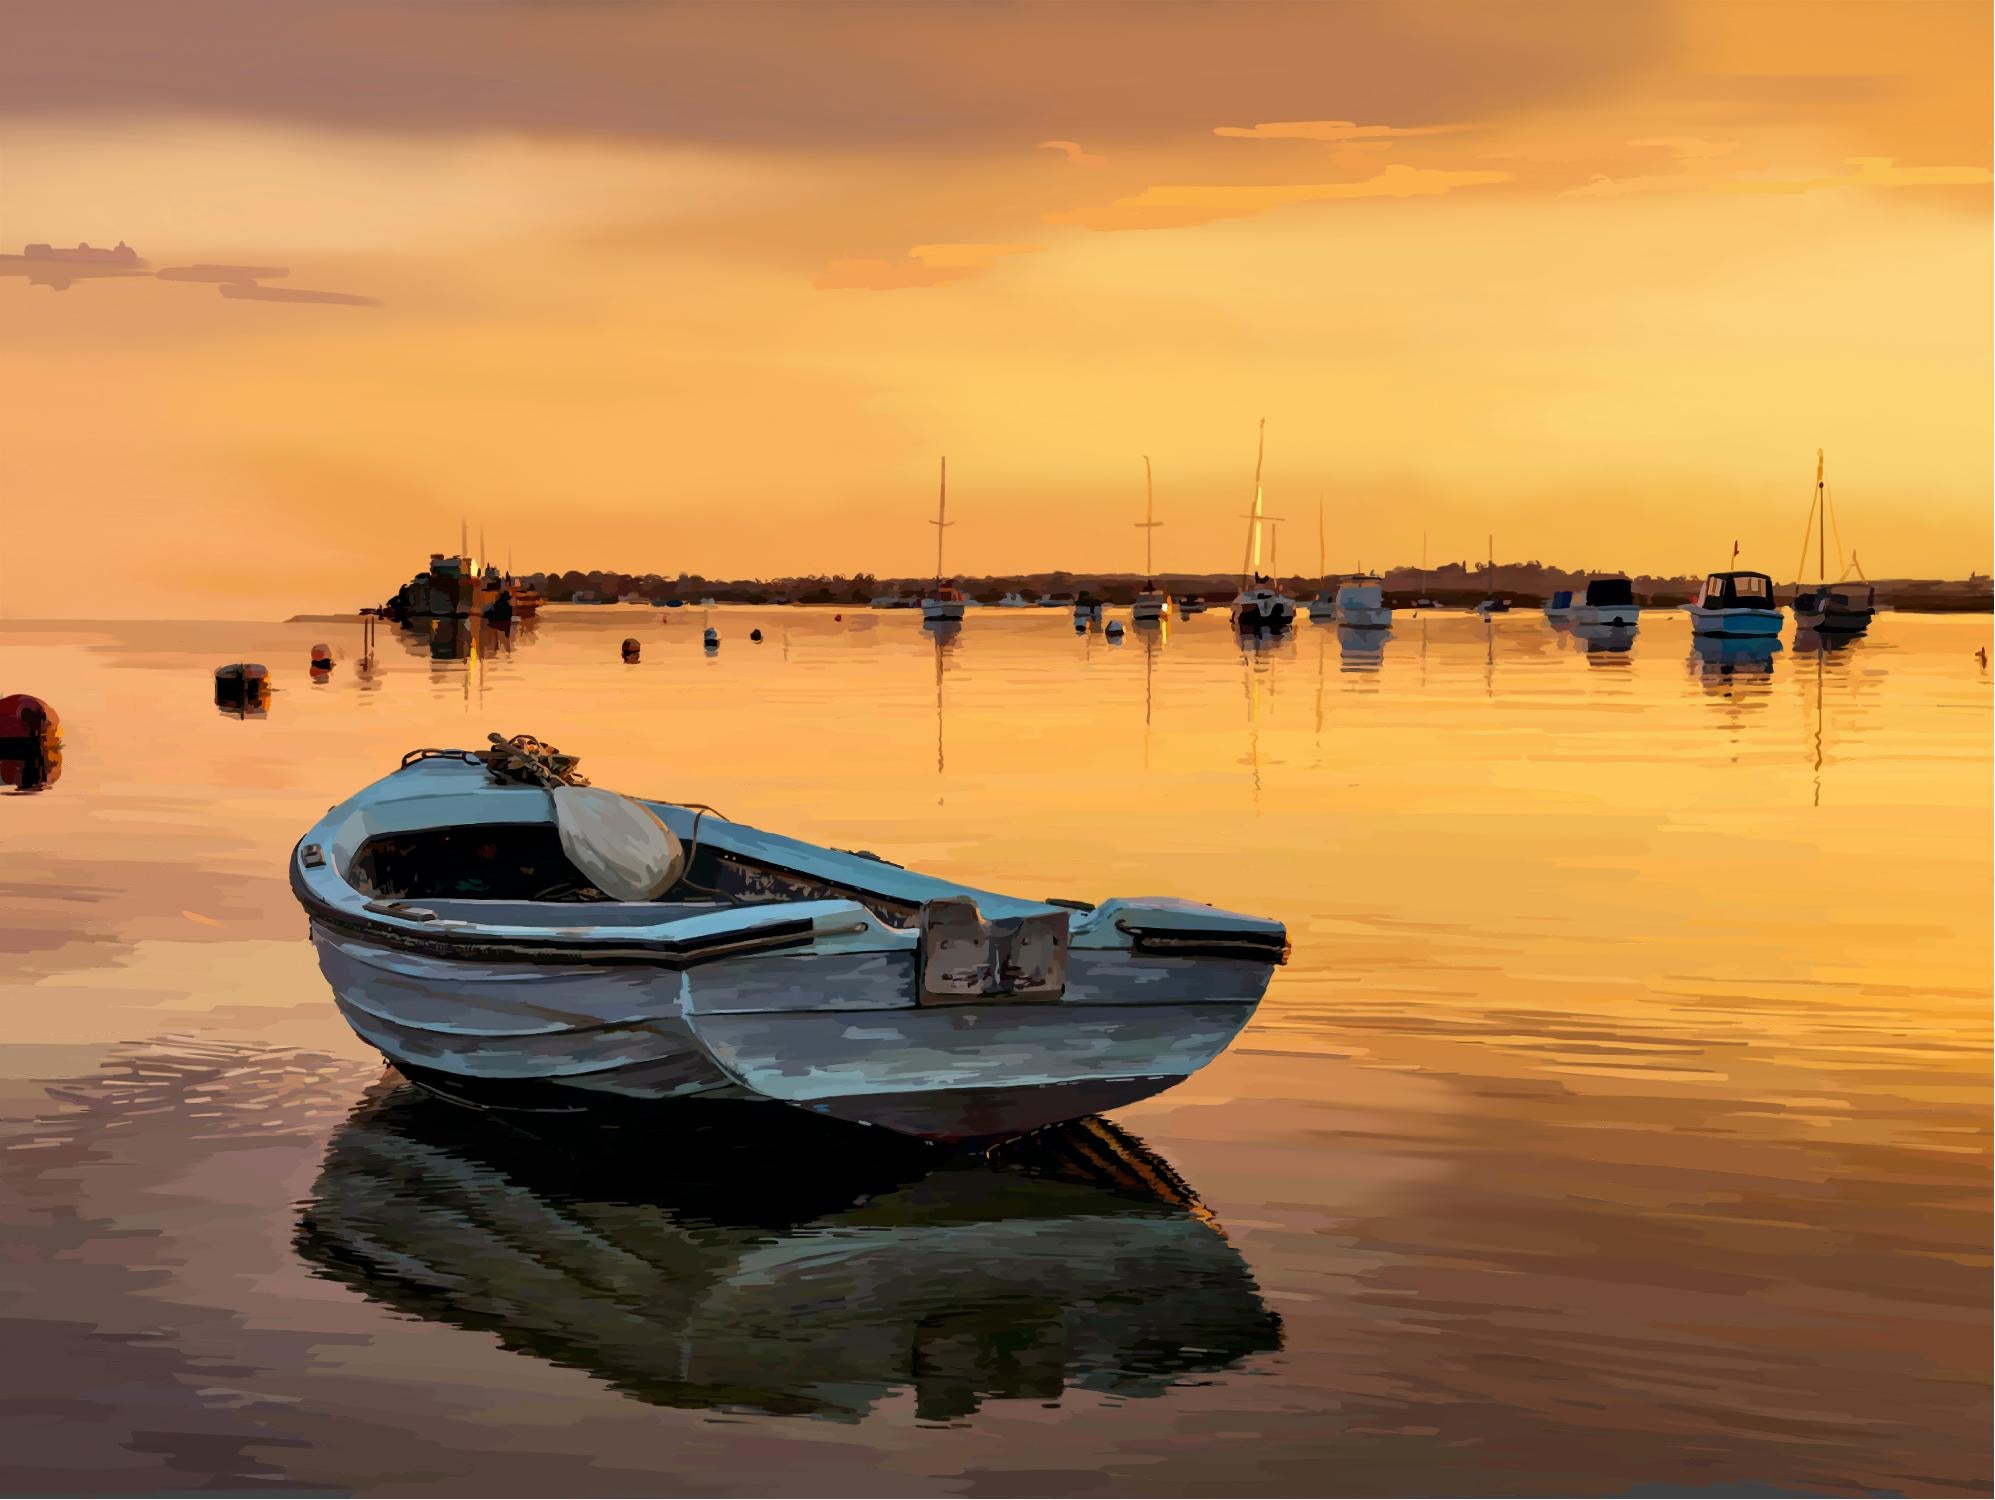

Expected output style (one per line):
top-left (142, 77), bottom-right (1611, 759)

top-left (346, 821), bottom-right (933, 924)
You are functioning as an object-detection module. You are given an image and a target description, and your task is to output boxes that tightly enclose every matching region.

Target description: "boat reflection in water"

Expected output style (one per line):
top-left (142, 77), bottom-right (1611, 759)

top-left (1336, 624), bottom-right (1390, 671)
top-left (1571, 622), bottom-right (1638, 662)
top-left (296, 1082), bottom-right (1280, 1423)
top-left (1690, 634), bottom-right (1781, 680)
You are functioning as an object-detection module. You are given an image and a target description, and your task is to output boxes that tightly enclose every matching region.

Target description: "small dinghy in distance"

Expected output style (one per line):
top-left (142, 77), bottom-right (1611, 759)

top-left (290, 735), bottom-right (1288, 1144)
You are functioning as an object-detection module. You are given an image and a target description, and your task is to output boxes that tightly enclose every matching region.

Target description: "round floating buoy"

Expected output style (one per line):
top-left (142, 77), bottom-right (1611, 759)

top-left (750, 628), bottom-right (763, 642)
top-left (621, 637), bottom-right (641, 661)
top-left (833, 613), bottom-right (842, 622)
top-left (703, 627), bottom-right (719, 647)
top-left (213, 663), bottom-right (271, 715)
top-left (1106, 620), bottom-right (1125, 640)
top-left (309, 642), bottom-right (334, 670)
top-left (0, 694), bottom-right (62, 792)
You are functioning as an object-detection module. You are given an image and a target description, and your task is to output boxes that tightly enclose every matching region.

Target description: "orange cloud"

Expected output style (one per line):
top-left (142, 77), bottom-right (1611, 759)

top-left (1038, 139), bottom-right (1106, 166)
top-left (1569, 148), bottom-right (1990, 198)
top-left (815, 241), bottom-right (1044, 291)
top-left (1046, 163), bottom-right (1513, 231)
top-left (1214, 119), bottom-right (1470, 143)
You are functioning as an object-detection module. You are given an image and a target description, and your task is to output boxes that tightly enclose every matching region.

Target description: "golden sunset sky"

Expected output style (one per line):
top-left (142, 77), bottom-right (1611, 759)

top-left (2, 0), bottom-right (1988, 616)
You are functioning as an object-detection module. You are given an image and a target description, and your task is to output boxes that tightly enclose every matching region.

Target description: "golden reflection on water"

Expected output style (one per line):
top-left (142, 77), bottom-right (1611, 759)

top-left (0, 606), bottom-right (1987, 1495)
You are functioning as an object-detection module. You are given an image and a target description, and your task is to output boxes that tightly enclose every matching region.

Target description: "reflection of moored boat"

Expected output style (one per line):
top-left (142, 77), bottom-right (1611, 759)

top-left (1336, 624), bottom-right (1390, 668)
top-left (1691, 634), bottom-right (1782, 678)
top-left (1572, 622), bottom-right (1638, 655)
top-left (1689, 570), bottom-right (1783, 637)
top-left (297, 1083), bottom-right (1281, 1422)
top-left (290, 740), bottom-right (1288, 1143)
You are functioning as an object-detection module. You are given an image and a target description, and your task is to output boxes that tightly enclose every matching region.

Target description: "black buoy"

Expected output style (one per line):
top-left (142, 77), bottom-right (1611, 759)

top-left (703, 627), bottom-right (719, 649)
top-left (621, 637), bottom-right (641, 662)
top-left (0, 694), bottom-right (62, 792)
top-left (213, 663), bottom-right (271, 718)
top-left (750, 628), bottom-right (763, 642)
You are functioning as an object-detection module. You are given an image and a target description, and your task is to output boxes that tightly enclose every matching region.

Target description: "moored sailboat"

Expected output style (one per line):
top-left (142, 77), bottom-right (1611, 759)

top-left (1791, 450), bottom-right (1875, 636)
top-left (920, 457), bottom-right (966, 623)
top-left (1132, 456), bottom-right (1168, 622)
top-left (1230, 420), bottom-right (1295, 632)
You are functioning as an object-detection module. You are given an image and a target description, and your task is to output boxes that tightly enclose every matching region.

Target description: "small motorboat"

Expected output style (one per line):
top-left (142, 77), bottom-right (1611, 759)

top-left (1073, 591), bottom-right (1104, 627)
top-left (995, 592), bottom-right (1032, 608)
top-left (1334, 575), bottom-right (1392, 630)
top-left (1304, 593), bottom-right (1336, 622)
top-left (1688, 570), bottom-right (1782, 637)
top-left (1131, 586), bottom-right (1167, 622)
top-left (1568, 576), bottom-right (1641, 629)
top-left (289, 736), bottom-right (1288, 1144)
top-left (1175, 596), bottom-right (1209, 617)
top-left (1543, 589), bottom-right (1573, 622)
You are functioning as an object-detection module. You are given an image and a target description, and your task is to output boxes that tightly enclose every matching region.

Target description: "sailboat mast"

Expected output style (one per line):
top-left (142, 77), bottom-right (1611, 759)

top-left (1317, 494), bottom-right (1325, 583)
top-left (1240, 418), bottom-right (1266, 586)
top-left (1145, 456), bottom-right (1154, 575)
top-left (934, 456), bottom-right (948, 588)
top-left (1817, 449), bottom-right (1826, 580)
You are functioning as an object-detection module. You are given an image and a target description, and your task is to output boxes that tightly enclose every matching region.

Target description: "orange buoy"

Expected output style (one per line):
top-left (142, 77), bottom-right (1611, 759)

top-left (309, 642), bottom-right (334, 669)
top-left (0, 694), bottom-right (62, 791)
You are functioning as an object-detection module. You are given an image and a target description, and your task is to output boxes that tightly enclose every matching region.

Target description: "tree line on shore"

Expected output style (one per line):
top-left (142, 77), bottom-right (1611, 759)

top-left (520, 563), bottom-right (1991, 611)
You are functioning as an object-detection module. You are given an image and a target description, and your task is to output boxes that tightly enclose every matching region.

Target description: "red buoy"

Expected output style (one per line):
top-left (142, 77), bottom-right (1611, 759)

top-left (0, 695), bottom-right (62, 792)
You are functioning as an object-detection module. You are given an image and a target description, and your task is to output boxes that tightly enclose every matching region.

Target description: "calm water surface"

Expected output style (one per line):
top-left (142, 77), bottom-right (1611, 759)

top-left (1, 607), bottom-right (1988, 1497)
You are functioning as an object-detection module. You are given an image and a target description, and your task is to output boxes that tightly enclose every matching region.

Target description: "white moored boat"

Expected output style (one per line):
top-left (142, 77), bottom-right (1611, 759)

top-left (290, 736), bottom-right (1288, 1144)
top-left (1569, 576), bottom-right (1641, 629)
top-left (1688, 570), bottom-right (1782, 637)
top-left (1333, 575), bottom-right (1392, 630)
top-left (995, 591), bottom-right (1032, 608)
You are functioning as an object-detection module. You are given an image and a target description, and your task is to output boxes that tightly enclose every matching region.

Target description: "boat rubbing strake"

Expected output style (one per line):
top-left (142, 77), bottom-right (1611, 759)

top-left (291, 736), bottom-right (1288, 1143)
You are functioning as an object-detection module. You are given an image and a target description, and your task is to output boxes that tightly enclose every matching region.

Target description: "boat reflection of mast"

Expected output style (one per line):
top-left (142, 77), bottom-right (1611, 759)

top-left (1811, 645), bottom-right (1825, 809)
top-left (1142, 614), bottom-right (1157, 772)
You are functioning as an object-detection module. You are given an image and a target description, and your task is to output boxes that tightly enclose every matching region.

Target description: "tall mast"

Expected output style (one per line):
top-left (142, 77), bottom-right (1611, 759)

top-left (1135, 455), bottom-right (1162, 578)
top-left (1317, 494), bottom-right (1325, 581)
top-left (1240, 418), bottom-right (1266, 587)
top-left (929, 456), bottom-right (952, 589)
top-left (1817, 449), bottom-right (1826, 580)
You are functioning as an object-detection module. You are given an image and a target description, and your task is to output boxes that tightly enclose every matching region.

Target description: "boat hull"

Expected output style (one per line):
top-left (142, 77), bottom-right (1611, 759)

top-left (921, 601), bottom-right (965, 621)
top-left (1338, 605), bottom-right (1392, 629)
top-left (1687, 605), bottom-right (1782, 637)
top-left (310, 921), bottom-right (1273, 1141)
top-left (1569, 603), bottom-right (1641, 628)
